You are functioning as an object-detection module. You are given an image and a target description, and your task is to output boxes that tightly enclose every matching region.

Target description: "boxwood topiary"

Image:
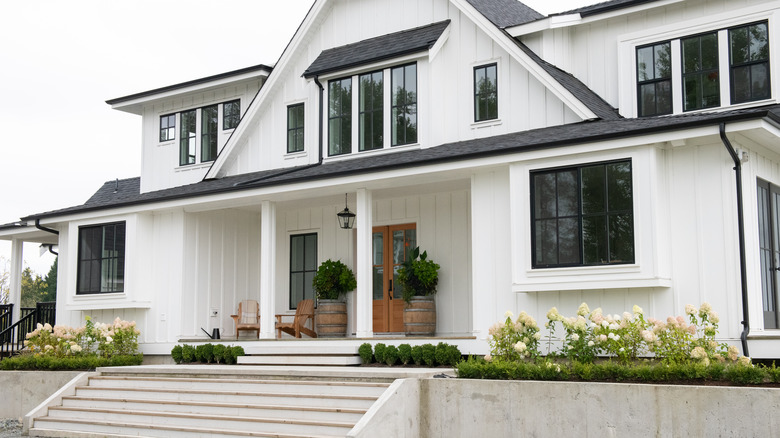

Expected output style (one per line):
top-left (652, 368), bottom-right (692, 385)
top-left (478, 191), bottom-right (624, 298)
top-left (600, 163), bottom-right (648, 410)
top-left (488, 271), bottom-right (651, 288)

top-left (171, 345), bottom-right (183, 364)
top-left (358, 343), bottom-right (373, 364)
top-left (374, 343), bottom-right (387, 364)
top-left (411, 345), bottom-right (424, 365)
top-left (398, 344), bottom-right (412, 365)
top-left (384, 345), bottom-right (399, 366)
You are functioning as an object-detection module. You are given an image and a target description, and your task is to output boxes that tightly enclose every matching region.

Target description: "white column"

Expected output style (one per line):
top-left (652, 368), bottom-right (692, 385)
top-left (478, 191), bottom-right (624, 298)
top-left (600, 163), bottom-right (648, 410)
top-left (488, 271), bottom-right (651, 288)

top-left (355, 188), bottom-right (373, 337)
top-left (259, 201), bottom-right (277, 339)
top-left (9, 239), bottom-right (23, 323)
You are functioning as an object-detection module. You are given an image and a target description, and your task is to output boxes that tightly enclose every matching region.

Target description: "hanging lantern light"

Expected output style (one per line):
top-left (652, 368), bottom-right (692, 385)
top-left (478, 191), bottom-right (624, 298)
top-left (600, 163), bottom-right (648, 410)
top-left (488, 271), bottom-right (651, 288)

top-left (337, 193), bottom-right (356, 229)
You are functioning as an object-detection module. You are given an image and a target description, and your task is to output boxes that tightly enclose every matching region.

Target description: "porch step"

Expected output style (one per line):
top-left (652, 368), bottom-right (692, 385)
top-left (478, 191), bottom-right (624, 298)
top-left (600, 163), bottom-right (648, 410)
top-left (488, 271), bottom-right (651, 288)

top-left (238, 354), bottom-right (362, 366)
top-left (28, 370), bottom-right (392, 438)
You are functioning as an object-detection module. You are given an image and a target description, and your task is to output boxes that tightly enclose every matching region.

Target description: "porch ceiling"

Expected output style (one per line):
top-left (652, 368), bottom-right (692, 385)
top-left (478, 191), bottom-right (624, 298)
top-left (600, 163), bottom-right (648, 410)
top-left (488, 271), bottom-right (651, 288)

top-left (0, 223), bottom-right (58, 244)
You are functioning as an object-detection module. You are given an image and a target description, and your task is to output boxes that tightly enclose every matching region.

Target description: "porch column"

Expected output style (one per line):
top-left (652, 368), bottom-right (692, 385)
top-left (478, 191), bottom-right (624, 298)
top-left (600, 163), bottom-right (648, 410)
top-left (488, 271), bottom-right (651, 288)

top-left (9, 239), bottom-right (23, 323)
top-left (259, 200), bottom-right (276, 339)
top-left (355, 188), bottom-right (373, 337)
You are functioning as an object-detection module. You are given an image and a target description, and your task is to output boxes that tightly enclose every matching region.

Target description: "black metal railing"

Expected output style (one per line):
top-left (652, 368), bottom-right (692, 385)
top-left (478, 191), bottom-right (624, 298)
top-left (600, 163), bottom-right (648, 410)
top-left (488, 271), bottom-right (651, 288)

top-left (0, 301), bottom-right (56, 358)
top-left (0, 304), bottom-right (12, 344)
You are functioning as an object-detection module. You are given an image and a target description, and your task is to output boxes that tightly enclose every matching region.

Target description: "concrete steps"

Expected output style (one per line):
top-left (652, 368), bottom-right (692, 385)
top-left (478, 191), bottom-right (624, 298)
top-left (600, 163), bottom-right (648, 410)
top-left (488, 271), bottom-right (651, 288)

top-left (28, 371), bottom-right (391, 438)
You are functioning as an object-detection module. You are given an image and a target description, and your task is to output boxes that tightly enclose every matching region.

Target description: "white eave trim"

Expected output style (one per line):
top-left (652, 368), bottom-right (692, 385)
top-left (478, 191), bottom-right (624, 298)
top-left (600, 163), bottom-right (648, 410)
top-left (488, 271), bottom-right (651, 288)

top-left (506, 0), bottom-right (685, 37)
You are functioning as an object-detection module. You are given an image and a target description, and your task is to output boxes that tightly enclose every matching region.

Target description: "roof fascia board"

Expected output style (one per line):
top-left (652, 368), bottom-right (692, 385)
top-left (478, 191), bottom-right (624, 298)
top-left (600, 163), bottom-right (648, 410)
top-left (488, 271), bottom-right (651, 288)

top-left (205, 0), bottom-right (329, 180)
top-left (107, 67), bottom-right (272, 113)
top-left (506, 0), bottom-right (684, 37)
top-left (428, 23), bottom-right (451, 62)
top-left (451, 0), bottom-right (596, 120)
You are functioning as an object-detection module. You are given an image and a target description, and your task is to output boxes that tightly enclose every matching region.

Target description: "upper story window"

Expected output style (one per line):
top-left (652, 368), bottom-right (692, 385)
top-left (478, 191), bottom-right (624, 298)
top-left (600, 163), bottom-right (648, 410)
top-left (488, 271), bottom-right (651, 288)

top-left (391, 63), bottom-right (417, 146)
top-left (160, 114), bottom-right (175, 142)
top-left (287, 103), bottom-right (305, 153)
top-left (730, 22), bottom-right (770, 103)
top-left (328, 77), bottom-right (352, 156)
top-left (223, 100), bottom-right (241, 130)
top-left (474, 63), bottom-right (498, 122)
top-left (77, 222), bottom-right (126, 295)
top-left (168, 99), bottom-right (240, 166)
top-left (531, 160), bottom-right (634, 268)
top-left (637, 42), bottom-right (672, 117)
top-left (636, 21), bottom-right (771, 117)
top-left (360, 71), bottom-right (384, 151)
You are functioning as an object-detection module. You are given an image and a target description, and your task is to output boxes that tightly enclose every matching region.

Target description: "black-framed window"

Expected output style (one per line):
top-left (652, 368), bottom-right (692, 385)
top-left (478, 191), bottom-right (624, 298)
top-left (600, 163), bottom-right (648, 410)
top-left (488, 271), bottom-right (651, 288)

top-left (290, 233), bottom-right (317, 309)
top-left (359, 71), bottom-right (384, 151)
top-left (201, 105), bottom-right (218, 162)
top-left (391, 63), bottom-right (417, 146)
top-left (160, 114), bottom-right (175, 142)
top-left (531, 160), bottom-right (634, 268)
top-left (637, 42), bottom-right (672, 117)
top-left (682, 33), bottom-right (720, 111)
top-left (179, 109), bottom-right (197, 166)
top-left (77, 222), bottom-right (126, 295)
top-left (730, 21), bottom-right (770, 104)
top-left (329, 77), bottom-right (352, 156)
top-left (474, 63), bottom-right (498, 122)
top-left (757, 179), bottom-right (780, 329)
top-left (223, 100), bottom-right (240, 130)
top-left (287, 103), bottom-right (305, 153)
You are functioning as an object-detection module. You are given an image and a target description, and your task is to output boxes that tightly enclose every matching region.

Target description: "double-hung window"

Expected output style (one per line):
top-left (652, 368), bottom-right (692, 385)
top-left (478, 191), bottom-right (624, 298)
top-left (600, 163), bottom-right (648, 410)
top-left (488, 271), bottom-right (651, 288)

top-left (329, 77), bottom-right (353, 156)
top-left (474, 63), bottom-right (498, 122)
top-left (179, 109), bottom-right (197, 166)
top-left (730, 22), bottom-right (771, 104)
top-left (223, 100), bottom-right (241, 130)
top-left (682, 33), bottom-right (720, 111)
top-left (637, 42), bottom-right (672, 117)
top-left (391, 63), bottom-right (417, 146)
top-left (201, 105), bottom-right (218, 162)
top-left (77, 222), bottom-right (126, 294)
top-left (289, 233), bottom-right (317, 309)
top-left (359, 71), bottom-right (384, 151)
top-left (287, 103), bottom-right (305, 153)
top-left (160, 114), bottom-right (175, 142)
top-left (531, 160), bottom-right (634, 268)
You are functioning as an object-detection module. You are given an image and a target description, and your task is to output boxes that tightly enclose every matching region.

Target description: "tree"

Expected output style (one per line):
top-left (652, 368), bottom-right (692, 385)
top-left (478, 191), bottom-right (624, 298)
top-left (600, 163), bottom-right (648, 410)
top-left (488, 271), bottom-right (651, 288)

top-left (21, 267), bottom-right (47, 307)
top-left (44, 257), bottom-right (57, 302)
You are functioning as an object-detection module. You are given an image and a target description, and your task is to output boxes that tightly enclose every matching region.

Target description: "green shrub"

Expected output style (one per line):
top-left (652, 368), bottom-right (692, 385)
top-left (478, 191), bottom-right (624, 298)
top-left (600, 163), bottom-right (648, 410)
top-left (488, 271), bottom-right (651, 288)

top-left (358, 343), bottom-right (373, 364)
top-left (0, 353), bottom-right (143, 371)
top-left (446, 345), bottom-right (462, 366)
top-left (421, 343), bottom-right (436, 367)
top-left (195, 344), bottom-right (214, 363)
top-left (312, 259), bottom-right (357, 300)
top-left (398, 344), bottom-right (412, 365)
top-left (768, 363), bottom-right (780, 383)
top-left (411, 345), bottom-right (423, 365)
top-left (374, 343), bottom-right (387, 364)
top-left (224, 345), bottom-right (245, 365)
top-left (384, 345), bottom-right (399, 366)
top-left (434, 342), bottom-right (449, 366)
top-left (171, 345), bottom-right (183, 364)
top-left (724, 362), bottom-right (766, 385)
top-left (181, 344), bottom-right (195, 363)
top-left (212, 344), bottom-right (227, 364)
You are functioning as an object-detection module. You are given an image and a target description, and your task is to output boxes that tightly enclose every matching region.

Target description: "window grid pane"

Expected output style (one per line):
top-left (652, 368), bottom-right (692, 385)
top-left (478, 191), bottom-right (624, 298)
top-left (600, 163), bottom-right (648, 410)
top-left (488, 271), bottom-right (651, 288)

top-left (391, 64), bottom-right (417, 146)
top-left (329, 78), bottom-right (352, 156)
top-left (160, 114), bottom-right (175, 142)
top-left (730, 22), bottom-right (771, 104)
top-left (77, 223), bottom-right (126, 294)
top-left (201, 105), bottom-right (218, 162)
top-left (289, 233), bottom-right (317, 309)
top-left (179, 110), bottom-right (196, 166)
top-left (682, 33), bottom-right (720, 111)
top-left (474, 64), bottom-right (498, 122)
top-left (223, 100), bottom-right (240, 130)
top-left (359, 71), bottom-right (383, 151)
top-left (636, 42), bottom-right (672, 117)
top-left (287, 104), bottom-right (305, 153)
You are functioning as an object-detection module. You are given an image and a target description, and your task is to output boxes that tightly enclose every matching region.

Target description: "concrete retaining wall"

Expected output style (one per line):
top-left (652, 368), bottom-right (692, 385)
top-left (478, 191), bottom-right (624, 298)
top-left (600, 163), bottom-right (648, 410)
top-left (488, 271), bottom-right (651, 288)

top-left (0, 371), bottom-right (82, 418)
top-left (420, 379), bottom-right (780, 437)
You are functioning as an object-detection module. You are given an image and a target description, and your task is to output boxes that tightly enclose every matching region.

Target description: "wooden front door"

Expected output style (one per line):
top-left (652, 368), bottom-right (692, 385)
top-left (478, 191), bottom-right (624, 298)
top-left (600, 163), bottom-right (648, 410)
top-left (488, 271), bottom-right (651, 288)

top-left (372, 224), bottom-right (416, 332)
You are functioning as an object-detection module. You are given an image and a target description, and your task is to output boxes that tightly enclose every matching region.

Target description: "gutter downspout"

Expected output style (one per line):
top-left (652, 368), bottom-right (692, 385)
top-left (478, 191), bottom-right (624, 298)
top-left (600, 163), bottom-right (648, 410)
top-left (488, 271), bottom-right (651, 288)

top-left (35, 219), bottom-right (59, 256)
top-left (232, 76), bottom-right (325, 188)
top-left (719, 123), bottom-right (750, 357)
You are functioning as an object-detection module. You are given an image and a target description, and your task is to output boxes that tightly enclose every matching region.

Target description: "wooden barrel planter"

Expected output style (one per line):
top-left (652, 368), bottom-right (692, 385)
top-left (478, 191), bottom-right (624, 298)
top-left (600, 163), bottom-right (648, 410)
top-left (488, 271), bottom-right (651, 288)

top-left (315, 299), bottom-right (347, 337)
top-left (403, 296), bottom-right (436, 336)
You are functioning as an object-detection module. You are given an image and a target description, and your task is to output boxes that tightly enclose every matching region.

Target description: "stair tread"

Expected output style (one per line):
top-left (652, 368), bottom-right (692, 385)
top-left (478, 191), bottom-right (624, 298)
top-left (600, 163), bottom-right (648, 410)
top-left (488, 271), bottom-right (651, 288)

top-left (76, 385), bottom-right (380, 399)
top-left (62, 395), bottom-right (368, 414)
top-left (47, 406), bottom-right (357, 427)
top-left (90, 375), bottom-right (389, 387)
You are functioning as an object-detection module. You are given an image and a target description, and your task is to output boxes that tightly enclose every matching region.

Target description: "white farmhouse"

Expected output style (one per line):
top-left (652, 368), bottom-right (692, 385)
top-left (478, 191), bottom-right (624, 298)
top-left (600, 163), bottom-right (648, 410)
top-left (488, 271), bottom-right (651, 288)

top-left (3, 0), bottom-right (780, 359)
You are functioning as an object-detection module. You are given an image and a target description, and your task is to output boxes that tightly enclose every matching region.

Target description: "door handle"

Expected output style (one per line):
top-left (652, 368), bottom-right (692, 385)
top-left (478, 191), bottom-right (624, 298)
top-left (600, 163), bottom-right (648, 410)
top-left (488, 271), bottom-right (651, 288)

top-left (388, 279), bottom-right (393, 300)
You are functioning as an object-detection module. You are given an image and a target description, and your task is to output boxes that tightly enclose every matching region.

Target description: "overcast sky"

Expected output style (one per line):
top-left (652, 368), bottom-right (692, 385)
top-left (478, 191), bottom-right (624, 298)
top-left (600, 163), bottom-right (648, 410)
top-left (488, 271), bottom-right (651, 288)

top-left (0, 0), bottom-right (592, 276)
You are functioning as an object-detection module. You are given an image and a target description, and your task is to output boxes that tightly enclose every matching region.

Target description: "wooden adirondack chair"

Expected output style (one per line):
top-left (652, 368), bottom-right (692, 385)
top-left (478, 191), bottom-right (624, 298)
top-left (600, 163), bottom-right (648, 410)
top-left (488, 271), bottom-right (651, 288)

top-left (231, 300), bottom-right (261, 338)
top-left (275, 299), bottom-right (317, 338)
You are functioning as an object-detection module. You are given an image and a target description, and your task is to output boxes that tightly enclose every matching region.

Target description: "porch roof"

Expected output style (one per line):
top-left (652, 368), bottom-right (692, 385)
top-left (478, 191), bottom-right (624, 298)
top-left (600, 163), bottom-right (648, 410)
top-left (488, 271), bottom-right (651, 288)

top-left (20, 104), bottom-right (780, 222)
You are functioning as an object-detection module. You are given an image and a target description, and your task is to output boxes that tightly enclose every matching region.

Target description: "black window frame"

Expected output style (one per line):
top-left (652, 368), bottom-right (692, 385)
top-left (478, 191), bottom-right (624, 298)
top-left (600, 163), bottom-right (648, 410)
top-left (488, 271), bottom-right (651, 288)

top-left (179, 109), bottom-right (197, 166)
top-left (223, 99), bottom-right (241, 130)
top-left (391, 63), bottom-right (417, 146)
top-left (636, 41), bottom-right (673, 117)
top-left (159, 114), bottom-right (176, 142)
top-left (328, 77), bottom-right (353, 156)
top-left (77, 222), bottom-right (126, 295)
top-left (201, 104), bottom-right (218, 163)
top-left (359, 70), bottom-right (384, 152)
top-left (474, 63), bottom-right (498, 122)
top-left (530, 159), bottom-right (635, 269)
top-left (287, 103), bottom-right (305, 154)
top-left (729, 21), bottom-right (771, 104)
top-left (681, 32), bottom-right (720, 112)
top-left (289, 233), bottom-right (318, 310)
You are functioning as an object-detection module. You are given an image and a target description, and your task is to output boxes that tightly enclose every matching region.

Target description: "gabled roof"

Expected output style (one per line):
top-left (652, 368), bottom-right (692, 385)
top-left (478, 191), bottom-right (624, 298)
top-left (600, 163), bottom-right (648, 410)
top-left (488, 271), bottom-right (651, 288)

top-left (303, 20), bottom-right (451, 78)
top-left (25, 104), bottom-right (780, 221)
top-left (552, 0), bottom-right (661, 17)
top-left (465, 0), bottom-right (544, 28)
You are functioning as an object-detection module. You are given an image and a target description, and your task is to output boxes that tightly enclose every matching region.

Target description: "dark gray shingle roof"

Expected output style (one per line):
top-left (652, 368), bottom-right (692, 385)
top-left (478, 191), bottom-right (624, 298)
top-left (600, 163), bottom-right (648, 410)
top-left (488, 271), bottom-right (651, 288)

top-left (552, 0), bottom-right (661, 17)
top-left (466, 0), bottom-right (544, 28)
top-left (303, 21), bottom-right (451, 78)
top-left (24, 104), bottom-right (780, 221)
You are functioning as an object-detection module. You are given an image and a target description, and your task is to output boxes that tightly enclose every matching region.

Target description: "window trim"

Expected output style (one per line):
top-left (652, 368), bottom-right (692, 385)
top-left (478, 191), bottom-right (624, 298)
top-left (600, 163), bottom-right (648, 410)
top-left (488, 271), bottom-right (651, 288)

top-left (728, 21), bottom-right (771, 104)
top-left (222, 99), bottom-right (241, 131)
top-left (636, 41), bottom-right (673, 117)
top-left (359, 70), bottom-right (384, 152)
top-left (681, 31), bottom-right (721, 112)
top-left (473, 63), bottom-right (498, 123)
top-left (76, 221), bottom-right (126, 295)
top-left (328, 76), bottom-right (353, 157)
top-left (201, 104), bottom-right (218, 163)
top-left (287, 103), bottom-right (305, 154)
top-left (390, 62), bottom-right (418, 147)
top-left (159, 114), bottom-right (176, 143)
top-left (289, 232), bottom-right (318, 310)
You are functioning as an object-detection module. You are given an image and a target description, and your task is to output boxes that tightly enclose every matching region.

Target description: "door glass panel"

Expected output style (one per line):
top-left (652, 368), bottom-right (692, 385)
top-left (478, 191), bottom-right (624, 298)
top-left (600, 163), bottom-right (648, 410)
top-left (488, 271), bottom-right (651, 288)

top-left (373, 231), bottom-right (385, 300)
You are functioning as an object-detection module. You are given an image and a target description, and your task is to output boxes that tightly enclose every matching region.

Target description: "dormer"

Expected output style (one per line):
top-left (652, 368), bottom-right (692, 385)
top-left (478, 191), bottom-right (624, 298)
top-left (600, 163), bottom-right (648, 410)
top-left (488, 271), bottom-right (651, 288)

top-left (107, 64), bottom-right (272, 194)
